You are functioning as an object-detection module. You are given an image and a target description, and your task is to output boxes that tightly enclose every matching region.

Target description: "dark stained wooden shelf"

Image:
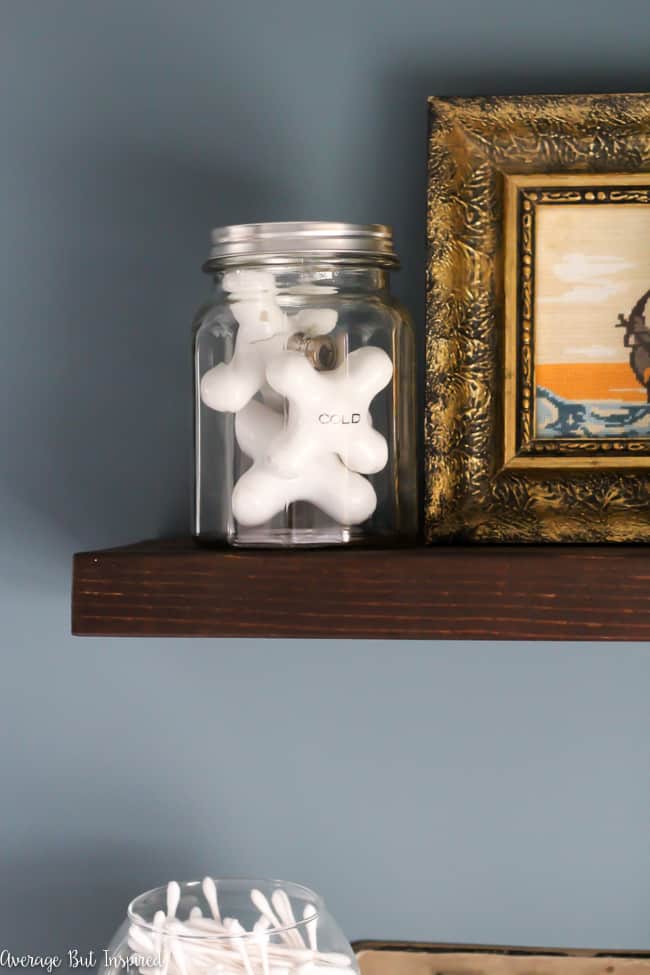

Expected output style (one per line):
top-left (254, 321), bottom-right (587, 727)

top-left (72, 539), bottom-right (650, 640)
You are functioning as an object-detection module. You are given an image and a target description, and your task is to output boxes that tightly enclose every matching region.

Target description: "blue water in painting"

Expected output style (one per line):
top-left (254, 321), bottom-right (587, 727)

top-left (536, 386), bottom-right (650, 438)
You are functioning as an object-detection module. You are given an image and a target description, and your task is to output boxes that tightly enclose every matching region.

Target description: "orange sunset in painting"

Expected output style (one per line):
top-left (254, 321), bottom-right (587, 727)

top-left (536, 362), bottom-right (646, 403)
top-left (535, 205), bottom-right (650, 438)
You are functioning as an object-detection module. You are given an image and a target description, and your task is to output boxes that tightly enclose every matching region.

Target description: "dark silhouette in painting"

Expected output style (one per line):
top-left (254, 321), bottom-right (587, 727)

top-left (616, 289), bottom-right (650, 402)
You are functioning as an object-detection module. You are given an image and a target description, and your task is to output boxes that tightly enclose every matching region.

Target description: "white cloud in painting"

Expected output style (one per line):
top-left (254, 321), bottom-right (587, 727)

top-left (542, 283), bottom-right (623, 303)
top-left (539, 251), bottom-right (637, 305)
top-left (553, 252), bottom-right (634, 282)
top-left (561, 344), bottom-right (620, 360)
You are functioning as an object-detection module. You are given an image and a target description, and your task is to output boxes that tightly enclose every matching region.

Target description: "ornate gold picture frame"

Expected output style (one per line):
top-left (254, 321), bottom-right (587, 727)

top-left (426, 92), bottom-right (650, 542)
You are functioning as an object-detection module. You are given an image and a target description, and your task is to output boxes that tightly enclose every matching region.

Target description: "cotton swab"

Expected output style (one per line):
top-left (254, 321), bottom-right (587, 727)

top-left (271, 890), bottom-right (304, 948)
top-left (202, 876), bottom-right (223, 925)
top-left (183, 917), bottom-right (232, 935)
top-left (128, 925), bottom-right (155, 953)
top-left (170, 939), bottom-right (190, 975)
top-left (157, 913), bottom-right (172, 975)
top-left (167, 881), bottom-right (181, 920)
top-left (250, 889), bottom-right (294, 946)
top-left (224, 918), bottom-right (256, 975)
top-left (302, 906), bottom-right (318, 953)
top-left (253, 919), bottom-right (271, 975)
top-left (152, 910), bottom-right (166, 955)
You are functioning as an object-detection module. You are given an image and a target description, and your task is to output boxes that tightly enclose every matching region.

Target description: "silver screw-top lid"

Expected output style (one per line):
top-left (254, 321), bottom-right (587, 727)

top-left (204, 221), bottom-right (399, 270)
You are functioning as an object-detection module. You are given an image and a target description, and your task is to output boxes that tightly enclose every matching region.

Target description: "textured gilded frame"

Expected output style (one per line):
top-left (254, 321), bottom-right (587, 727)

top-left (426, 92), bottom-right (650, 542)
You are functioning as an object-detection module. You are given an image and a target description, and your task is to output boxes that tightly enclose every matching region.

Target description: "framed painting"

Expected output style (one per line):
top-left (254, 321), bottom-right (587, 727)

top-left (426, 92), bottom-right (650, 541)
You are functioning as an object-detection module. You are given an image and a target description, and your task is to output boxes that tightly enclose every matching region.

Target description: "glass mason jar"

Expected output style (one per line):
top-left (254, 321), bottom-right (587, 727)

top-left (193, 222), bottom-right (417, 546)
top-left (99, 876), bottom-right (360, 975)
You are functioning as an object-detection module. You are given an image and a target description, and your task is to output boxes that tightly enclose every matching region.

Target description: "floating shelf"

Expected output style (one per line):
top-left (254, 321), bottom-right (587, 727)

top-left (72, 539), bottom-right (650, 640)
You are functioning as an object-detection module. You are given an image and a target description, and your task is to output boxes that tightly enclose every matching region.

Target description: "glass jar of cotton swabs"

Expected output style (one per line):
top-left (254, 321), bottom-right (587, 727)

top-left (99, 877), bottom-right (359, 975)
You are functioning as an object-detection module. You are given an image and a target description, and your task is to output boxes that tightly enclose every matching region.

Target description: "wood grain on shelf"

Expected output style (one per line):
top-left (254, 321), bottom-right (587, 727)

top-left (72, 540), bottom-right (650, 640)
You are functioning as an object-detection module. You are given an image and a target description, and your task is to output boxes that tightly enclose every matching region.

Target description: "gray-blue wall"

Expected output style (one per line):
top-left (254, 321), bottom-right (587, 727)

top-left (1, 0), bottom-right (648, 961)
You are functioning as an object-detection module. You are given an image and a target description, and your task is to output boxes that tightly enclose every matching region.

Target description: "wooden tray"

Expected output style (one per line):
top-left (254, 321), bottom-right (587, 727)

top-left (354, 942), bottom-right (650, 975)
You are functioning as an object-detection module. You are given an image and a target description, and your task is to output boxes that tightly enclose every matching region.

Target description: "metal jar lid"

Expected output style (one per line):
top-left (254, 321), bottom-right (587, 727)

top-left (204, 221), bottom-right (399, 270)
